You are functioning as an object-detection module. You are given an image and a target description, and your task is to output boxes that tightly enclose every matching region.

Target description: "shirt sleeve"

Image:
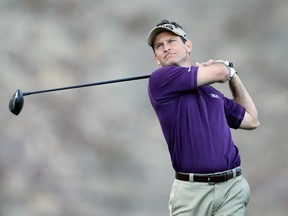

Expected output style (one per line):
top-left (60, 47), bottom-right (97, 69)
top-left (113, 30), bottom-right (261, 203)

top-left (224, 97), bottom-right (246, 129)
top-left (148, 66), bottom-right (198, 104)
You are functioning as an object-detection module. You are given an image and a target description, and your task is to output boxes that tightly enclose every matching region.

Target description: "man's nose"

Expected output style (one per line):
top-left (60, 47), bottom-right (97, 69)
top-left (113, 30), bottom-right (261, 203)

top-left (163, 44), bottom-right (171, 52)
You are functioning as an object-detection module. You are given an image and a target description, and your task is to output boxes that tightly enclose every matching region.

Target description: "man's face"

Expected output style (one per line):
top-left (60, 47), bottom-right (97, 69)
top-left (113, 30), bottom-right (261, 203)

top-left (153, 31), bottom-right (192, 67)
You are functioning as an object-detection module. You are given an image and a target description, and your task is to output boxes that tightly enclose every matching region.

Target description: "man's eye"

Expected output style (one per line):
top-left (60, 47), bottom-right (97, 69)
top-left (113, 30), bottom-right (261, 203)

top-left (155, 44), bottom-right (163, 49)
top-left (168, 39), bottom-right (176, 43)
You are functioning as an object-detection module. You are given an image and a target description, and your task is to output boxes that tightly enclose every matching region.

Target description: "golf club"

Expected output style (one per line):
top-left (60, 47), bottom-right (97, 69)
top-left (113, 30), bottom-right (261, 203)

top-left (9, 61), bottom-right (233, 116)
top-left (9, 74), bottom-right (150, 116)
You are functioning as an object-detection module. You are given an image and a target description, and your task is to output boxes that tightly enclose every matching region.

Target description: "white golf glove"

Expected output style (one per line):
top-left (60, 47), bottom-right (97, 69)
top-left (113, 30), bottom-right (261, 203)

top-left (215, 60), bottom-right (237, 81)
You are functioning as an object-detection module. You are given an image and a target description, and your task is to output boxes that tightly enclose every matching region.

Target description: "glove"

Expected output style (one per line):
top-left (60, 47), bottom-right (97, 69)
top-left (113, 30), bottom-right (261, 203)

top-left (215, 60), bottom-right (237, 81)
top-left (215, 60), bottom-right (233, 68)
top-left (228, 67), bottom-right (237, 81)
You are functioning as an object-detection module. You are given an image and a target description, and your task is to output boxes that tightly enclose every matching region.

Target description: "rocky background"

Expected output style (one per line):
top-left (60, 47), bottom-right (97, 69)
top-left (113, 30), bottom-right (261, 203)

top-left (0, 0), bottom-right (287, 215)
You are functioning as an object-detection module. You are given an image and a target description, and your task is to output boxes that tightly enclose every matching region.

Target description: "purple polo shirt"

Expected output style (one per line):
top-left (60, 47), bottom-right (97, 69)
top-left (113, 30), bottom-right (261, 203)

top-left (148, 66), bottom-right (245, 173)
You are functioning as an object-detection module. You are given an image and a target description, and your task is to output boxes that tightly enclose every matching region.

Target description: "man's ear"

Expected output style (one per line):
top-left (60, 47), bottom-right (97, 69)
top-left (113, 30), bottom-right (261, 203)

top-left (186, 40), bottom-right (193, 53)
top-left (155, 55), bottom-right (161, 66)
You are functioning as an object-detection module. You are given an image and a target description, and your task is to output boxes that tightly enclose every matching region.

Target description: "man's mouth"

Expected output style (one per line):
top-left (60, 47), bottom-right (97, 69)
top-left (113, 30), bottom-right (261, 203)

top-left (165, 53), bottom-right (176, 60)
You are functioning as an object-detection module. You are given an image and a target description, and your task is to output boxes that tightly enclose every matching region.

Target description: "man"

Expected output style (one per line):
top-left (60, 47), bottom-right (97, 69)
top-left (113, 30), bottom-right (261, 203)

top-left (147, 19), bottom-right (260, 216)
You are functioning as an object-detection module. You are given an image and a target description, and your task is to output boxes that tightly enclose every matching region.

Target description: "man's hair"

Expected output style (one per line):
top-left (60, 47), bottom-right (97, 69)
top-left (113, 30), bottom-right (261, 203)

top-left (154, 19), bottom-right (187, 46)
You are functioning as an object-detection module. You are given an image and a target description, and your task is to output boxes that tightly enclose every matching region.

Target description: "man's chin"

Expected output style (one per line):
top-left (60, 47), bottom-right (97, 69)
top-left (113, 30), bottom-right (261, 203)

top-left (161, 59), bottom-right (179, 66)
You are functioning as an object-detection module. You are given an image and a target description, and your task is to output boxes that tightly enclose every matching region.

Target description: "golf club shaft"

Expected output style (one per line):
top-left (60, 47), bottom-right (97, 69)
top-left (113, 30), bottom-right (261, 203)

top-left (23, 75), bottom-right (151, 96)
top-left (22, 62), bottom-right (233, 96)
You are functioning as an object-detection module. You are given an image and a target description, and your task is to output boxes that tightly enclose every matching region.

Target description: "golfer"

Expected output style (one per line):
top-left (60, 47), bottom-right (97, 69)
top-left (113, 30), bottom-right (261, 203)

top-left (147, 19), bottom-right (260, 216)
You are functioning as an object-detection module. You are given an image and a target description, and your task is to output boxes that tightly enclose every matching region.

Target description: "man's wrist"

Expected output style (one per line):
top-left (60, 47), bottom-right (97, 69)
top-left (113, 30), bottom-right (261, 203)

top-left (215, 60), bottom-right (237, 81)
top-left (214, 60), bottom-right (238, 82)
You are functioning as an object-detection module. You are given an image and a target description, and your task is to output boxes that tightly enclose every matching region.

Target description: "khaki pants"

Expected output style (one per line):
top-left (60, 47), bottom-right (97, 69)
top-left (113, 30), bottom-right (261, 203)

top-left (169, 176), bottom-right (250, 216)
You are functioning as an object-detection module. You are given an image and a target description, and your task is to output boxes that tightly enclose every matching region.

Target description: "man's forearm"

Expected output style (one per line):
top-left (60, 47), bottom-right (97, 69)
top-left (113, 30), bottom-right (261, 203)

top-left (229, 74), bottom-right (260, 128)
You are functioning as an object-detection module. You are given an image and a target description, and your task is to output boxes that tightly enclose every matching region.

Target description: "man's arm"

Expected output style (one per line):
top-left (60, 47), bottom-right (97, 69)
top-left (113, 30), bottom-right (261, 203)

top-left (229, 74), bottom-right (260, 129)
top-left (196, 60), bottom-right (230, 87)
top-left (195, 59), bottom-right (260, 129)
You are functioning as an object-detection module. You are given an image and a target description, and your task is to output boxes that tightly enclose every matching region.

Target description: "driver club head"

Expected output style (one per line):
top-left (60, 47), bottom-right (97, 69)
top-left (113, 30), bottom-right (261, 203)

top-left (9, 89), bottom-right (24, 116)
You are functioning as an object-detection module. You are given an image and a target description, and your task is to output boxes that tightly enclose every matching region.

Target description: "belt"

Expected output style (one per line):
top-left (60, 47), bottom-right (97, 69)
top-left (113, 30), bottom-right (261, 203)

top-left (175, 167), bottom-right (242, 184)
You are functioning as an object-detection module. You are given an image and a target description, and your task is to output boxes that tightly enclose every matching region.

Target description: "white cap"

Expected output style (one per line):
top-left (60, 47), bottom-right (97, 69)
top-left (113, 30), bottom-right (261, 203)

top-left (147, 23), bottom-right (188, 47)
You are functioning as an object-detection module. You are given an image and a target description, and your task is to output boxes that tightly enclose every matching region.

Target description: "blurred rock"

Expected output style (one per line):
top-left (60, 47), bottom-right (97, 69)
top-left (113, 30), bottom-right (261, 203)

top-left (1, 0), bottom-right (288, 215)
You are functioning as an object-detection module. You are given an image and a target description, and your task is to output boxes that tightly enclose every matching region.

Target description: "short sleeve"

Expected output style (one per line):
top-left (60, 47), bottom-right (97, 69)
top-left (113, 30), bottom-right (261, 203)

top-left (224, 97), bottom-right (246, 129)
top-left (148, 66), bottom-right (198, 104)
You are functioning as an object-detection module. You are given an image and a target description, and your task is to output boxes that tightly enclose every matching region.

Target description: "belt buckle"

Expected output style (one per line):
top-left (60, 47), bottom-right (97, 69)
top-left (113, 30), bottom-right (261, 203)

top-left (208, 176), bottom-right (215, 185)
top-left (207, 173), bottom-right (218, 185)
top-left (208, 172), bottom-right (224, 185)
